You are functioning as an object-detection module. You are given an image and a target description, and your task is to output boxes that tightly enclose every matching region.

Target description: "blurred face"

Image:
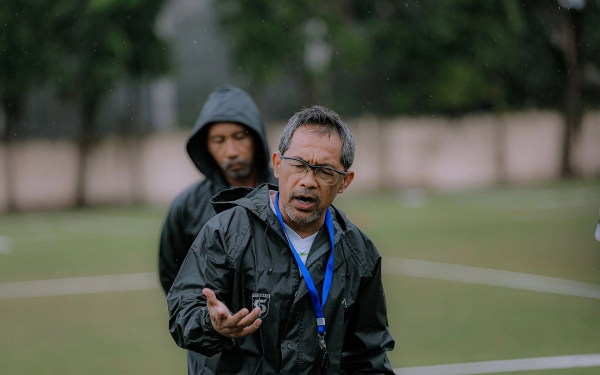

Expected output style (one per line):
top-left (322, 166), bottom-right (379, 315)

top-left (273, 125), bottom-right (354, 232)
top-left (207, 122), bottom-right (255, 182)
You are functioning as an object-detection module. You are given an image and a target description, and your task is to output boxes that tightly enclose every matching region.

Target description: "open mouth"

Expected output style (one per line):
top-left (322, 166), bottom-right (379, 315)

top-left (297, 197), bottom-right (313, 205)
top-left (291, 193), bottom-right (319, 210)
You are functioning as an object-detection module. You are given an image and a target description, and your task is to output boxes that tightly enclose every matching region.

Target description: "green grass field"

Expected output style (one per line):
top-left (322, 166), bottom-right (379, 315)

top-left (1, 178), bottom-right (599, 374)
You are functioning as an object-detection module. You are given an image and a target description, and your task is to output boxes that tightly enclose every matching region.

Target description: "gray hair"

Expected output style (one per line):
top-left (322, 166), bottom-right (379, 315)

top-left (278, 106), bottom-right (355, 171)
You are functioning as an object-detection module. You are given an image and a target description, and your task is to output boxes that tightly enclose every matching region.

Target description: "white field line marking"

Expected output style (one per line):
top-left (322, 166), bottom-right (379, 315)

top-left (2, 257), bottom-right (599, 300)
top-left (73, 212), bottom-right (162, 223)
top-left (0, 273), bottom-right (159, 300)
top-left (382, 257), bottom-right (600, 299)
top-left (15, 212), bottom-right (162, 225)
top-left (394, 354), bottom-right (600, 375)
top-left (16, 229), bottom-right (158, 242)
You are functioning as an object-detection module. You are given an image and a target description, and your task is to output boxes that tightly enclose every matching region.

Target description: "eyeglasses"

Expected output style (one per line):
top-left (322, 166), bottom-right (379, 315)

top-left (280, 156), bottom-right (346, 185)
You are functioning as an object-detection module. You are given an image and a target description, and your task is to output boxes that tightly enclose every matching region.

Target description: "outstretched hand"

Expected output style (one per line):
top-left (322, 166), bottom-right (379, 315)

top-left (203, 288), bottom-right (262, 338)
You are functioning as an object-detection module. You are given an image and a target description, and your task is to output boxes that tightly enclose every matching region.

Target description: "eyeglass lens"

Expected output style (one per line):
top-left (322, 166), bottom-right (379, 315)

top-left (282, 158), bottom-right (339, 185)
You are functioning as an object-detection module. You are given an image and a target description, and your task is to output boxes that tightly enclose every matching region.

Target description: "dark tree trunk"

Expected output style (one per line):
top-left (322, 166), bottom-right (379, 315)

top-left (125, 81), bottom-right (143, 205)
top-left (559, 9), bottom-right (583, 178)
top-left (75, 97), bottom-right (98, 207)
top-left (539, 1), bottom-right (584, 179)
top-left (2, 97), bottom-right (22, 212)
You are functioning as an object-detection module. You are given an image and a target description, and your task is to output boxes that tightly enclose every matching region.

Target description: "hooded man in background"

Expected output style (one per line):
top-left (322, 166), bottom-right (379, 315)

top-left (159, 85), bottom-right (276, 374)
top-left (158, 84), bottom-right (276, 294)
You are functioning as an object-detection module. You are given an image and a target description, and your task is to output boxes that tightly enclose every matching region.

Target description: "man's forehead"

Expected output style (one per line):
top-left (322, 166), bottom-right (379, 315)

top-left (208, 122), bottom-right (247, 134)
top-left (287, 125), bottom-right (343, 164)
top-left (291, 125), bottom-right (341, 143)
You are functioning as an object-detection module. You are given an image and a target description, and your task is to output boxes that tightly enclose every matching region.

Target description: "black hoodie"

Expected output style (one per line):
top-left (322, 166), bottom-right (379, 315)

top-left (158, 85), bottom-right (276, 295)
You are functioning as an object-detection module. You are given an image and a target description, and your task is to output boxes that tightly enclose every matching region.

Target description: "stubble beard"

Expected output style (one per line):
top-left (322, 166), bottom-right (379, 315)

top-left (222, 159), bottom-right (252, 180)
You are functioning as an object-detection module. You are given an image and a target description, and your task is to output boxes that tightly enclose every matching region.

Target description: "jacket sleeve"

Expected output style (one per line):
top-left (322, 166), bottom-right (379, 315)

top-left (166, 215), bottom-right (240, 357)
top-left (158, 199), bottom-right (191, 295)
top-left (341, 241), bottom-right (395, 374)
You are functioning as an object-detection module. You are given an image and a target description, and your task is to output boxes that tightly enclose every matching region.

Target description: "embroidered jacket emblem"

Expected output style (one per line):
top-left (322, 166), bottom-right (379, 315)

top-left (252, 293), bottom-right (270, 319)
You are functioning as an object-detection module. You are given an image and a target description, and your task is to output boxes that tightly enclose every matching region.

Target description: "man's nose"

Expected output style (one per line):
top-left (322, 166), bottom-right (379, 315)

top-left (223, 139), bottom-right (240, 158)
top-left (298, 167), bottom-right (319, 187)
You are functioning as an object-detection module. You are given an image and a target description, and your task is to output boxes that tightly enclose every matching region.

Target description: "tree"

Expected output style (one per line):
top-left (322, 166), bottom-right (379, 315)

top-left (214, 1), bottom-right (535, 114)
top-left (215, 0), bottom-right (600, 177)
top-left (355, 0), bottom-right (600, 176)
top-left (214, 0), bottom-right (368, 106)
top-left (51, 0), bottom-right (169, 206)
top-left (0, 0), bottom-right (55, 211)
top-left (526, 0), bottom-right (600, 176)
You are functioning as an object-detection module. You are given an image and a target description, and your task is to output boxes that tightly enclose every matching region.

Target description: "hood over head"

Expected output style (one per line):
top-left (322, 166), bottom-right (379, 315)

top-left (187, 85), bottom-right (271, 185)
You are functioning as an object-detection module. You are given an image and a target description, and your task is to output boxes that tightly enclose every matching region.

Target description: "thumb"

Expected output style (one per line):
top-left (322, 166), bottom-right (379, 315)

top-left (203, 288), bottom-right (217, 306)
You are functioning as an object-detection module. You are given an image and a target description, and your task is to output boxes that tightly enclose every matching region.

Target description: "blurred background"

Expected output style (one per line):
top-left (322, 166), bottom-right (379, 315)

top-left (1, 0), bottom-right (599, 374)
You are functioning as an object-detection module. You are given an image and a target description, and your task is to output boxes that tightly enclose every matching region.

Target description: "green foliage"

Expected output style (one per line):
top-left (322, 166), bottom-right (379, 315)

top-left (0, 0), bottom-right (55, 98)
top-left (0, 0), bottom-right (169, 137)
top-left (341, 0), bottom-right (566, 114)
top-left (214, 0), bottom-right (600, 116)
top-left (215, 0), bottom-right (306, 81)
top-left (52, 0), bottom-right (169, 102)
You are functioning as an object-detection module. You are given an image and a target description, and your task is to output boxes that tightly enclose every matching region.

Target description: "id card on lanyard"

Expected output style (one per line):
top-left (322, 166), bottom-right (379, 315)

top-left (275, 192), bottom-right (335, 364)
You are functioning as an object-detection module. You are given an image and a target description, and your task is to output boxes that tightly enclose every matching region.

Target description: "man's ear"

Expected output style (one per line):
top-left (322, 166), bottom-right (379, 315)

top-left (338, 170), bottom-right (354, 194)
top-left (272, 152), bottom-right (281, 179)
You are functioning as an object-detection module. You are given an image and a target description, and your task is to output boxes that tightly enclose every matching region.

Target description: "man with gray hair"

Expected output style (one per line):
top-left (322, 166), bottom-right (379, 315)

top-left (168, 105), bottom-right (395, 374)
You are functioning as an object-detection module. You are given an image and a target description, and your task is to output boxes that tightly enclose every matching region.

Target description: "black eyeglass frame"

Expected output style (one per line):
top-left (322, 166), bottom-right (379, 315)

top-left (280, 155), bottom-right (347, 184)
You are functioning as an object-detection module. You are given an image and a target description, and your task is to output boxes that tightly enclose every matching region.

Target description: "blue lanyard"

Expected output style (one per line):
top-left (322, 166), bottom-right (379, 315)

top-left (275, 192), bottom-right (335, 349)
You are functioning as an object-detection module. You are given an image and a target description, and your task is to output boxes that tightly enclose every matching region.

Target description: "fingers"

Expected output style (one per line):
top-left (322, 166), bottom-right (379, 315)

top-left (240, 315), bottom-right (262, 334)
top-left (236, 307), bottom-right (261, 327)
top-left (202, 288), bottom-right (263, 338)
top-left (228, 307), bottom-right (262, 337)
top-left (203, 288), bottom-right (259, 324)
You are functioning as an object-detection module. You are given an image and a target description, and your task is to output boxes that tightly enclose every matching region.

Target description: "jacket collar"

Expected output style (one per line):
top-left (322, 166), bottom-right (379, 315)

top-left (211, 183), bottom-right (348, 240)
top-left (212, 184), bottom-right (350, 305)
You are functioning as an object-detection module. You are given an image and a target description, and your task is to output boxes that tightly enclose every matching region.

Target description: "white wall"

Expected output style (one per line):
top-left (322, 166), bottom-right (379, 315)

top-left (1, 111), bottom-right (599, 212)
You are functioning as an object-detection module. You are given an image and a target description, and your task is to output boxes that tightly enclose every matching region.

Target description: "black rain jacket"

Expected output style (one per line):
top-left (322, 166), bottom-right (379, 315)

top-left (167, 184), bottom-right (395, 374)
top-left (159, 85), bottom-right (276, 295)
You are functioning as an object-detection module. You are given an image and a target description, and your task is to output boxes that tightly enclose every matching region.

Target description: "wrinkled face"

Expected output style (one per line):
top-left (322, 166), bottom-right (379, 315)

top-left (273, 125), bottom-right (354, 228)
top-left (207, 122), bottom-right (255, 181)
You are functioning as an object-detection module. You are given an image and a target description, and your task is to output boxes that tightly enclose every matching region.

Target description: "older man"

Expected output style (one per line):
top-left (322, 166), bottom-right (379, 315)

top-left (168, 106), bottom-right (395, 374)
